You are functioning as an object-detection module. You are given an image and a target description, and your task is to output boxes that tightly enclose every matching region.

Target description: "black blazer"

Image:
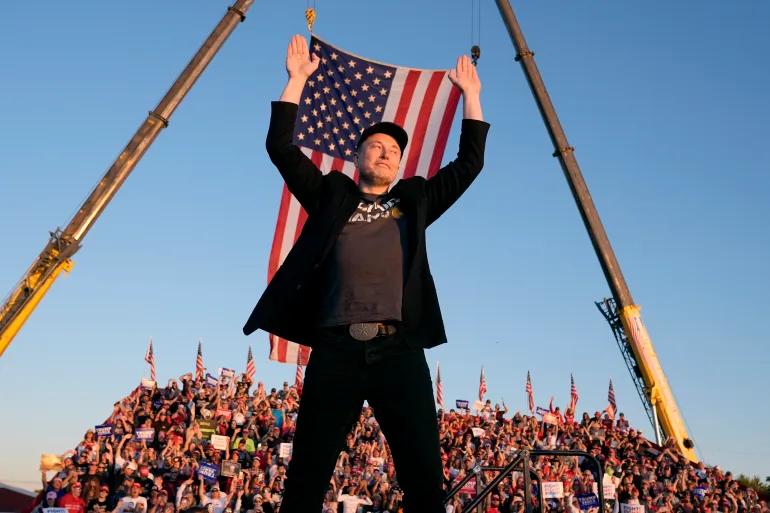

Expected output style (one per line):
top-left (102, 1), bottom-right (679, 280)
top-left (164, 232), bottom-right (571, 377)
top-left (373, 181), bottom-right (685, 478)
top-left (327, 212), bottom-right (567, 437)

top-left (243, 101), bottom-right (490, 349)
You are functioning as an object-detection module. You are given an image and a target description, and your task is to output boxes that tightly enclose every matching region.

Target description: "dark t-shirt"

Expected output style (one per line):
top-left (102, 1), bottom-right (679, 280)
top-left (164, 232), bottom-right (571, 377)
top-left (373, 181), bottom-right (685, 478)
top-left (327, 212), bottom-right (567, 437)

top-left (316, 191), bottom-right (408, 327)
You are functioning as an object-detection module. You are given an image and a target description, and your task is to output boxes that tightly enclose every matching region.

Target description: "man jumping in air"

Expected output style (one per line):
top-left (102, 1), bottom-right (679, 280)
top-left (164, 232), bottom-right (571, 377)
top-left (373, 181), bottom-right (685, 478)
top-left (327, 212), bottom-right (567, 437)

top-left (243, 34), bottom-right (489, 512)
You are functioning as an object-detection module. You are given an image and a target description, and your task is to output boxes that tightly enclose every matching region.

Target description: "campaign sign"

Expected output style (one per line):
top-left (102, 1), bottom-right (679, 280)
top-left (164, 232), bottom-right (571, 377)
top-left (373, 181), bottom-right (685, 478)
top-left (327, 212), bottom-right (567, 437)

top-left (279, 443), bottom-right (293, 458)
top-left (220, 368), bottom-right (235, 379)
top-left (621, 505), bottom-right (644, 513)
top-left (198, 419), bottom-right (217, 440)
top-left (456, 400), bottom-right (469, 410)
top-left (197, 461), bottom-right (219, 482)
top-left (94, 424), bottom-right (112, 438)
top-left (134, 428), bottom-right (155, 442)
top-left (461, 477), bottom-right (477, 497)
top-left (541, 482), bottom-right (564, 498)
top-left (536, 406), bottom-right (550, 416)
top-left (221, 461), bottom-right (241, 478)
top-left (210, 435), bottom-right (229, 451)
top-left (577, 494), bottom-right (600, 510)
top-left (542, 412), bottom-right (559, 425)
top-left (205, 374), bottom-right (218, 387)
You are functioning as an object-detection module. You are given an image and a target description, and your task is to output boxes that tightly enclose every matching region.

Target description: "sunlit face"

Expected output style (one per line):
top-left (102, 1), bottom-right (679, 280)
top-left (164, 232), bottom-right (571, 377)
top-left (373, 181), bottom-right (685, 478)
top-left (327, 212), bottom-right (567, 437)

top-left (354, 133), bottom-right (402, 188)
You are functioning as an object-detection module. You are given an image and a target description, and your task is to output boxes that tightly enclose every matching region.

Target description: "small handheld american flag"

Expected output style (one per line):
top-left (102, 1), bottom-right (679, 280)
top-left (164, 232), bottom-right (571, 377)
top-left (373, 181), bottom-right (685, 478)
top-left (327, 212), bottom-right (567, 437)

top-left (478, 366), bottom-right (486, 402)
top-left (606, 378), bottom-right (617, 419)
top-left (526, 371), bottom-right (535, 414)
top-left (144, 338), bottom-right (156, 382)
top-left (569, 373), bottom-right (579, 412)
top-left (195, 340), bottom-right (204, 381)
top-left (246, 345), bottom-right (255, 384)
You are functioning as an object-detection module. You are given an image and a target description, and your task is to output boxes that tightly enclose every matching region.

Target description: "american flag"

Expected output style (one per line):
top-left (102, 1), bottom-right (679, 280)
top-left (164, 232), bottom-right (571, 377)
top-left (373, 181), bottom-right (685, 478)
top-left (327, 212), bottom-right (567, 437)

top-left (246, 345), bottom-right (255, 383)
top-left (569, 373), bottom-right (579, 412)
top-left (195, 340), bottom-right (204, 381)
top-left (266, 35), bottom-right (462, 364)
top-left (478, 366), bottom-right (486, 401)
top-left (606, 378), bottom-right (617, 420)
top-left (144, 338), bottom-right (156, 382)
top-left (526, 370), bottom-right (535, 414)
top-left (294, 350), bottom-right (304, 394)
top-left (436, 362), bottom-right (444, 409)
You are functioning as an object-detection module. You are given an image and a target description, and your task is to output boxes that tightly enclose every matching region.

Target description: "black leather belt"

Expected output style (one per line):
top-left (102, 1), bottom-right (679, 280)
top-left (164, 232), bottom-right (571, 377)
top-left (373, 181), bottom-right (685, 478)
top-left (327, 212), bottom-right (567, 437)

top-left (345, 322), bottom-right (397, 341)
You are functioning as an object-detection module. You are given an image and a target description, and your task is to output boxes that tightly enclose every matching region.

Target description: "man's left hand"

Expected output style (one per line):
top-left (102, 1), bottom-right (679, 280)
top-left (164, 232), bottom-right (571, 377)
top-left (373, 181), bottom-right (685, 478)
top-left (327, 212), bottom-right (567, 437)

top-left (448, 55), bottom-right (481, 96)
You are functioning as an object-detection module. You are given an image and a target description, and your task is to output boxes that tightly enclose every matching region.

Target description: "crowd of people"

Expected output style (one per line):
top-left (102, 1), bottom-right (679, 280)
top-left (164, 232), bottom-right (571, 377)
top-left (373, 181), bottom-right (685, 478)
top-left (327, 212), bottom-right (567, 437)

top-left (31, 371), bottom-right (768, 513)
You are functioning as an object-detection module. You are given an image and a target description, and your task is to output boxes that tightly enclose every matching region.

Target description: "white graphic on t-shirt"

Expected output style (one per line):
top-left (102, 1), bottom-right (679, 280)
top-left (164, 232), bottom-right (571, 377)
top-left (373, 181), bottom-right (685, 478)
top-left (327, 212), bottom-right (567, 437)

top-left (348, 197), bottom-right (401, 223)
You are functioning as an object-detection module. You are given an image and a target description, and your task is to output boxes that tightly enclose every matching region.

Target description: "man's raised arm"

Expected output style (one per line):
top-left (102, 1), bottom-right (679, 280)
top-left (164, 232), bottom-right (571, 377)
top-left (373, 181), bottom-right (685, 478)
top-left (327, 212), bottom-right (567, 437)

top-left (266, 35), bottom-right (324, 214)
top-left (425, 55), bottom-right (489, 226)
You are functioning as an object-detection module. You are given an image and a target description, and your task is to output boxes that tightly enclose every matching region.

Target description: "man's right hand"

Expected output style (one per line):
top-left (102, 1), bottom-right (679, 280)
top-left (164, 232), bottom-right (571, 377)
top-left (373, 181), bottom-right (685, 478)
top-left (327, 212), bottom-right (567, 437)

top-left (285, 34), bottom-right (319, 80)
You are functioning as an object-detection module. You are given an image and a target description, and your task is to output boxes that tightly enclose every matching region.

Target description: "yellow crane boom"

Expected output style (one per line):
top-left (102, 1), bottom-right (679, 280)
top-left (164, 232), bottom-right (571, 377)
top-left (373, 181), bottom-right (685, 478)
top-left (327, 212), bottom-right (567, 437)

top-left (0, 0), bottom-right (255, 359)
top-left (495, 0), bottom-right (697, 461)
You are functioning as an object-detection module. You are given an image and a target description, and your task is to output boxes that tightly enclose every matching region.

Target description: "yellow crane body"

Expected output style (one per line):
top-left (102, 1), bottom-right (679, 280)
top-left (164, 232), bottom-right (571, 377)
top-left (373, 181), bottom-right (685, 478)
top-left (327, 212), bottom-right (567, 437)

top-left (495, 0), bottom-right (698, 461)
top-left (618, 306), bottom-right (697, 461)
top-left (0, 0), bottom-right (255, 359)
top-left (0, 246), bottom-right (74, 359)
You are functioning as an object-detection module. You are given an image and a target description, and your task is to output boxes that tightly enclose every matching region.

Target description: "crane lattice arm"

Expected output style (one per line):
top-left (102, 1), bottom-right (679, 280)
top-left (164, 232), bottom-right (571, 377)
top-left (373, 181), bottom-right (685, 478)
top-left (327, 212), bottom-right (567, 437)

top-left (0, 0), bottom-right (255, 359)
top-left (494, 0), bottom-right (697, 461)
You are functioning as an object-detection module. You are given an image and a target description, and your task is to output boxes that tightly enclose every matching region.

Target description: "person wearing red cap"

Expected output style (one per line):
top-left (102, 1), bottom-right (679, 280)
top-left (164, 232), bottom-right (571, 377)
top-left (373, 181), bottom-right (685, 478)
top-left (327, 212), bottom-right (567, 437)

top-left (243, 34), bottom-right (488, 513)
top-left (56, 482), bottom-right (86, 513)
top-left (87, 486), bottom-right (111, 511)
top-left (115, 483), bottom-right (148, 513)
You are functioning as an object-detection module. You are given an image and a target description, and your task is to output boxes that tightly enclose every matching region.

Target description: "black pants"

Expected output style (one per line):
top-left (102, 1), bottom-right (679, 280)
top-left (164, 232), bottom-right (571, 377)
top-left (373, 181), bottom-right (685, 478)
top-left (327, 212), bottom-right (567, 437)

top-left (280, 328), bottom-right (445, 513)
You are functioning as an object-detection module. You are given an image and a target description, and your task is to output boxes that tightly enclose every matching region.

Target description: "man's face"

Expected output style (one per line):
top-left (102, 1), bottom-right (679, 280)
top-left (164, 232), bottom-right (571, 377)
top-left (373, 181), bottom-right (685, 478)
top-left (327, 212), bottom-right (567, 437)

top-left (355, 133), bottom-right (401, 188)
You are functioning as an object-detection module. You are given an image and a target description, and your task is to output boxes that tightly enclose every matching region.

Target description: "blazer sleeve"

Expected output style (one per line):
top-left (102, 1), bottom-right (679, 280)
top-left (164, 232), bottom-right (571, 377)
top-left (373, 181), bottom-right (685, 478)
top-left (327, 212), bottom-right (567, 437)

top-left (265, 100), bottom-right (324, 216)
top-left (424, 118), bottom-right (490, 226)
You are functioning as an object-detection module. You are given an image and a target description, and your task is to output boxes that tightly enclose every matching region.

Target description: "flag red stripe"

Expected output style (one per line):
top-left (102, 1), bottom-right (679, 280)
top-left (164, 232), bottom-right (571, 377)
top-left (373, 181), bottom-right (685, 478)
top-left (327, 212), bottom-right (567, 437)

top-left (402, 71), bottom-right (445, 179)
top-left (331, 157), bottom-right (345, 177)
top-left (393, 70), bottom-right (421, 127)
top-left (428, 86), bottom-right (462, 177)
top-left (268, 185), bottom-right (293, 281)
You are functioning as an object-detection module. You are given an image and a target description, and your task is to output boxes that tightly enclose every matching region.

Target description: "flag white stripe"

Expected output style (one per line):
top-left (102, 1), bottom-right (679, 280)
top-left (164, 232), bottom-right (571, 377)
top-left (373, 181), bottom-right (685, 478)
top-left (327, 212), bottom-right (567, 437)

top-left (341, 160), bottom-right (356, 178)
top-left (382, 67), bottom-right (409, 121)
top-left (319, 153), bottom-right (336, 173)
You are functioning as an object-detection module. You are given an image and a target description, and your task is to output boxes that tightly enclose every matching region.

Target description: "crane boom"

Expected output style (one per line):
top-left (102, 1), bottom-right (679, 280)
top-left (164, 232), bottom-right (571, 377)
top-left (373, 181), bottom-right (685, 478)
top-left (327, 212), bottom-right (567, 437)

top-left (494, 0), bottom-right (697, 461)
top-left (0, 0), bottom-right (255, 360)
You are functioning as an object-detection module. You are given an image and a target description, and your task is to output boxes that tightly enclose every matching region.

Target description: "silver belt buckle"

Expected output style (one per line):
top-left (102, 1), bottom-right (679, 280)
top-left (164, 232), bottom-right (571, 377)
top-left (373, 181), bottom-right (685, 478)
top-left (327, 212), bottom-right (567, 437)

top-left (349, 322), bottom-right (379, 341)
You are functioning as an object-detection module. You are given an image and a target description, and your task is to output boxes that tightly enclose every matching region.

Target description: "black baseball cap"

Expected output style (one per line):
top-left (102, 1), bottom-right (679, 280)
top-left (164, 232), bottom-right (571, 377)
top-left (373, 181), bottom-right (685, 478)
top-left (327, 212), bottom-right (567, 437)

top-left (357, 121), bottom-right (408, 155)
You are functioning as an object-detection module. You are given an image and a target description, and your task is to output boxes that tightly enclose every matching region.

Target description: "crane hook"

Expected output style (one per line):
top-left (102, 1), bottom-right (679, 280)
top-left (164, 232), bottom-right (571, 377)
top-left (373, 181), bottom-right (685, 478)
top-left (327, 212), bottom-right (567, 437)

top-left (305, 8), bottom-right (316, 32)
top-left (471, 45), bottom-right (481, 66)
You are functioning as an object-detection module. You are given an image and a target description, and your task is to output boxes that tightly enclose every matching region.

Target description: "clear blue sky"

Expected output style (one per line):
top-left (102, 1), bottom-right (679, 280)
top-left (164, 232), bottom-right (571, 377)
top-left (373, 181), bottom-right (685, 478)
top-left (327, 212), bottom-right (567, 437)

top-left (1, 0), bottom-right (768, 491)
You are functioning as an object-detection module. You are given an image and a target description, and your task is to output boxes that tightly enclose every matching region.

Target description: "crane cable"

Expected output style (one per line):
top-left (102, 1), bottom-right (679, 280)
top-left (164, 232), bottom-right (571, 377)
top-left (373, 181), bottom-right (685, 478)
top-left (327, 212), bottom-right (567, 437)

top-left (470, 0), bottom-right (481, 66)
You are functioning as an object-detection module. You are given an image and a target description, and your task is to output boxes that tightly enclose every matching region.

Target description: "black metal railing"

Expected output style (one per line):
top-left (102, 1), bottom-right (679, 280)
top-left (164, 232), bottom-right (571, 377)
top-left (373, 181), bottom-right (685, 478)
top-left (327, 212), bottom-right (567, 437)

top-left (443, 449), bottom-right (605, 513)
